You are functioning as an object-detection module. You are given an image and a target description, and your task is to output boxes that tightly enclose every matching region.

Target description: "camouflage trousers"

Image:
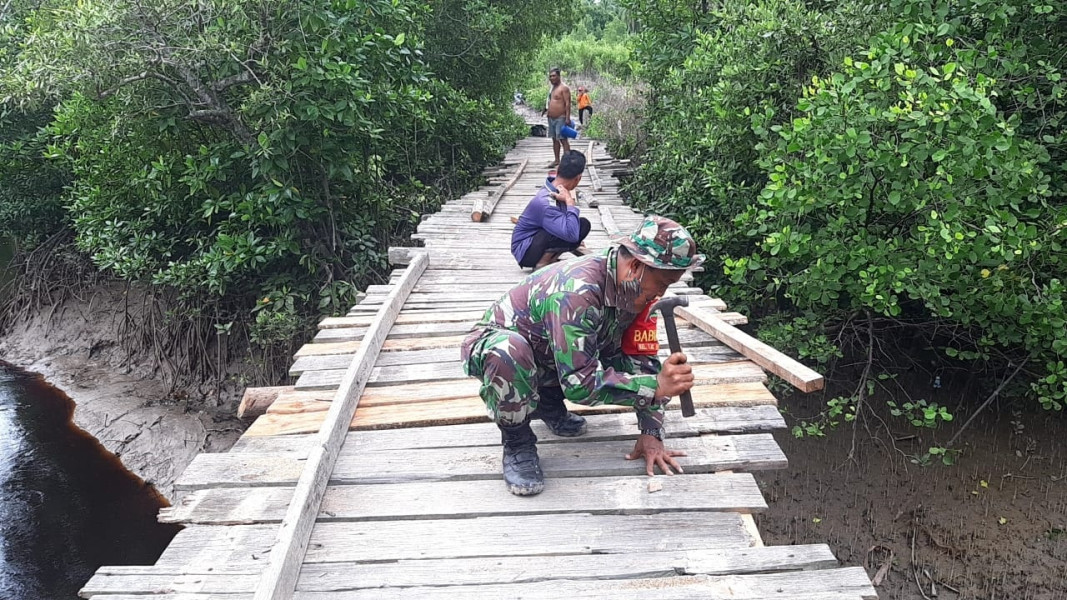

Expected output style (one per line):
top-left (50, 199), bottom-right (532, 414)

top-left (461, 326), bottom-right (615, 426)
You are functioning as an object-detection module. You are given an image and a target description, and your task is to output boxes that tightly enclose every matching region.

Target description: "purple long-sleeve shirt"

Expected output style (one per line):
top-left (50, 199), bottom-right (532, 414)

top-left (511, 179), bottom-right (582, 264)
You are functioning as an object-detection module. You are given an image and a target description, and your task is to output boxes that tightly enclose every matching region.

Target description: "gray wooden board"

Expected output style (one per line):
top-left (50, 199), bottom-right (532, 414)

top-left (85, 589), bottom-right (866, 593)
top-left (84, 571), bottom-right (873, 600)
top-left (289, 343), bottom-right (741, 376)
top-left (153, 512), bottom-right (757, 568)
top-left (81, 545), bottom-right (837, 593)
top-left (294, 360), bottom-right (465, 389)
top-left (281, 569), bottom-right (877, 600)
top-left (313, 321), bottom-right (470, 342)
top-left (174, 433), bottom-right (785, 489)
top-left (228, 405), bottom-right (786, 455)
top-left (395, 267), bottom-right (691, 285)
top-left (161, 472), bottom-right (767, 524)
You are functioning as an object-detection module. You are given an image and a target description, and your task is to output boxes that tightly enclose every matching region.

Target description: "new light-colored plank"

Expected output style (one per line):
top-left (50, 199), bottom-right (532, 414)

top-left (290, 344), bottom-right (742, 377)
top-left (251, 252), bottom-right (427, 600)
top-left (243, 384), bottom-right (782, 437)
top-left (233, 401), bottom-right (784, 452)
top-left (679, 304), bottom-right (825, 393)
top-left (237, 386), bottom-right (293, 419)
top-left (294, 357), bottom-right (765, 391)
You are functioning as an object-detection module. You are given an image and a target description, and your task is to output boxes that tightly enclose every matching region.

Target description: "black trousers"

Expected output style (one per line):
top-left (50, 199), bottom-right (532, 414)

top-left (579, 107), bottom-right (593, 125)
top-left (518, 217), bottom-right (592, 268)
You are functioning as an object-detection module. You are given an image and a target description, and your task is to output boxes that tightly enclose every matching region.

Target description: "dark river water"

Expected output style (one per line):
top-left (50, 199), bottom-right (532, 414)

top-left (0, 363), bottom-right (180, 599)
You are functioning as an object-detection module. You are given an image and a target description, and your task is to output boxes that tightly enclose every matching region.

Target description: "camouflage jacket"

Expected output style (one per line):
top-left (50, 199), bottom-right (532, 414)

top-left (472, 248), bottom-right (667, 430)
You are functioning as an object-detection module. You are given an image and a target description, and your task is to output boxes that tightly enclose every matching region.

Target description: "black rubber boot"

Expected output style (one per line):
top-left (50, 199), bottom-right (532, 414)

top-left (500, 421), bottom-right (545, 496)
top-left (532, 386), bottom-right (587, 437)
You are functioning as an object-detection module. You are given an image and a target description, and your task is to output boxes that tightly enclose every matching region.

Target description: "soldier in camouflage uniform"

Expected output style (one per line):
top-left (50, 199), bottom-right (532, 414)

top-left (461, 216), bottom-right (706, 496)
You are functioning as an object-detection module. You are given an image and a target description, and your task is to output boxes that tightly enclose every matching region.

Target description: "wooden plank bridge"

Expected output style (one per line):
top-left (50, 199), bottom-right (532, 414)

top-left (81, 136), bottom-right (877, 599)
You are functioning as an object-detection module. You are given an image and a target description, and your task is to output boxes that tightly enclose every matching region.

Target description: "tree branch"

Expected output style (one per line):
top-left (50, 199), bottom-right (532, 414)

top-left (211, 70), bottom-right (255, 92)
top-left (946, 358), bottom-right (1028, 449)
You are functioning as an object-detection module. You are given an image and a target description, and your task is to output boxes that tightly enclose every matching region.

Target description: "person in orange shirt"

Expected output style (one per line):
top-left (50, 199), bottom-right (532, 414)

top-left (576, 86), bottom-right (593, 127)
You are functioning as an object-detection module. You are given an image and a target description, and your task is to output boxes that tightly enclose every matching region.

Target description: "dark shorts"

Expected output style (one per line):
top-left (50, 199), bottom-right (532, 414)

top-left (518, 218), bottom-right (592, 268)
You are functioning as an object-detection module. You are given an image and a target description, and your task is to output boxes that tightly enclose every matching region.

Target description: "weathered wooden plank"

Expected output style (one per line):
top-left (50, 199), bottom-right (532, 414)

top-left (251, 253), bottom-right (428, 600)
top-left (312, 321), bottom-right (470, 342)
top-left (679, 303), bottom-right (825, 393)
top-left (161, 472), bottom-right (767, 524)
top-left (290, 347), bottom-right (463, 376)
top-left (174, 433), bottom-right (785, 489)
top-left (153, 512), bottom-right (757, 568)
top-left (80, 545), bottom-right (838, 594)
top-left (86, 569), bottom-right (872, 600)
top-left (321, 310), bottom-right (483, 328)
top-left (388, 246), bottom-right (540, 271)
top-left (293, 360), bottom-right (466, 390)
top-left (295, 333), bottom-right (469, 357)
top-left (285, 568), bottom-right (877, 599)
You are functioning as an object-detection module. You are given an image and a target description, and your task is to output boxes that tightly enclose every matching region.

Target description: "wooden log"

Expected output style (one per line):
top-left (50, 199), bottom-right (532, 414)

top-left (251, 252), bottom-right (427, 600)
top-left (586, 141), bottom-right (603, 191)
top-left (599, 205), bottom-right (621, 237)
top-left (678, 304), bottom-right (824, 393)
top-left (472, 158), bottom-right (528, 221)
top-left (237, 386), bottom-right (294, 419)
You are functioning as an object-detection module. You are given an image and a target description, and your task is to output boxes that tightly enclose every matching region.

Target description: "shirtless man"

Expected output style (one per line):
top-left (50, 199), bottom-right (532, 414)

top-left (543, 68), bottom-right (572, 167)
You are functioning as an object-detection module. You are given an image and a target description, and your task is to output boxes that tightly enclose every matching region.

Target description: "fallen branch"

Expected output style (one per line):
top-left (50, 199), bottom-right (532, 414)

top-left (945, 358), bottom-right (1028, 449)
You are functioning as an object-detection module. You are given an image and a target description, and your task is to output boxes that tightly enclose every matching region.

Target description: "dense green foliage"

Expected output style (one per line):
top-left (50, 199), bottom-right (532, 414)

top-left (0, 108), bottom-right (68, 246)
top-left (625, 0), bottom-right (1066, 412)
top-left (0, 0), bottom-right (569, 369)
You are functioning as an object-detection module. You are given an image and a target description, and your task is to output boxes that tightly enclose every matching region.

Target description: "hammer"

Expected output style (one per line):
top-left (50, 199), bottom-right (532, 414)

top-left (649, 296), bottom-right (695, 417)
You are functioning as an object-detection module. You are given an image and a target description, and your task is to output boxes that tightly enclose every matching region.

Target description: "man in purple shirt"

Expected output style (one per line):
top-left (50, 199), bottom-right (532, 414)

top-left (511, 150), bottom-right (591, 269)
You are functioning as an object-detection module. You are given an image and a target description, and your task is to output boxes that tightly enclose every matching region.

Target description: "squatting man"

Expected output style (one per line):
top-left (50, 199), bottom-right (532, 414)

top-left (461, 216), bottom-right (705, 495)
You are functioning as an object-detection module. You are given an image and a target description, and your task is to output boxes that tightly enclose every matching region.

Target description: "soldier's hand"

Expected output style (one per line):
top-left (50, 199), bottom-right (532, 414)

top-left (626, 435), bottom-right (686, 476)
top-left (655, 352), bottom-right (693, 398)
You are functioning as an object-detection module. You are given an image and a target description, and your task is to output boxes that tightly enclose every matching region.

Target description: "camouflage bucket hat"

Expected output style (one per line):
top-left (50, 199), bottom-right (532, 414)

top-left (617, 215), bottom-right (706, 271)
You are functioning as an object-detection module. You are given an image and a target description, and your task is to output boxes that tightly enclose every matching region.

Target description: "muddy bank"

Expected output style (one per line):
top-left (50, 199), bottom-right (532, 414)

top-left (757, 389), bottom-right (1067, 600)
top-left (0, 284), bottom-right (247, 499)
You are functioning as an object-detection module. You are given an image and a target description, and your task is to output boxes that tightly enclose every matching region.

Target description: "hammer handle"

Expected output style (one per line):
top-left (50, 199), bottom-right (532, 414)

top-left (660, 312), bottom-right (696, 418)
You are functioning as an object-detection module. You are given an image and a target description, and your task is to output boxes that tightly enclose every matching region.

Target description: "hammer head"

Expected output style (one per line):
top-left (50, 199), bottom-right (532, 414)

top-left (649, 295), bottom-right (689, 317)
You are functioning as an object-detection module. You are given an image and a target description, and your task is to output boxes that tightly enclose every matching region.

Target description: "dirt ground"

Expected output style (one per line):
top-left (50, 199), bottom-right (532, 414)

top-left (0, 284), bottom-right (247, 499)
top-left (757, 386), bottom-right (1067, 600)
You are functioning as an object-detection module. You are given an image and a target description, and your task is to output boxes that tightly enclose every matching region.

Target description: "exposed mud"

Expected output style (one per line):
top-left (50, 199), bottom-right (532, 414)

top-left (0, 284), bottom-right (247, 499)
top-left (757, 387), bottom-right (1067, 600)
